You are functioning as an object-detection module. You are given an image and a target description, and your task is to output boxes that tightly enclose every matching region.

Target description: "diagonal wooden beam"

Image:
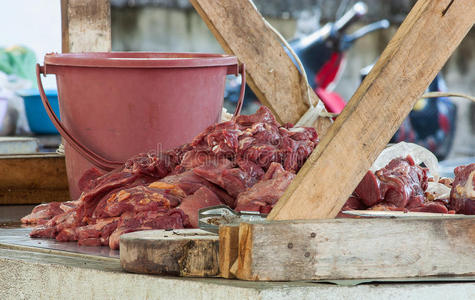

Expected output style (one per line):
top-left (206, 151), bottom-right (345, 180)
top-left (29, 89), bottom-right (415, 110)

top-left (190, 0), bottom-right (332, 135)
top-left (268, 0), bottom-right (475, 220)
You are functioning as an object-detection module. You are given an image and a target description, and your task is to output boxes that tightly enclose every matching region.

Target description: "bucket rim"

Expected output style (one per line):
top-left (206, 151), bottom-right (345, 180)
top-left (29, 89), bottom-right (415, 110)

top-left (43, 52), bottom-right (239, 69)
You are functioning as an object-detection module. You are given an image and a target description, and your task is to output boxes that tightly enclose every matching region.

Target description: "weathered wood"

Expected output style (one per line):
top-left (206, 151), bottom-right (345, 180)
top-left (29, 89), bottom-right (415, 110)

top-left (234, 217), bottom-right (475, 281)
top-left (0, 154), bottom-right (69, 204)
top-left (0, 154), bottom-right (68, 189)
top-left (61, 0), bottom-right (111, 52)
top-left (268, 0), bottom-right (475, 221)
top-left (120, 229), bottom-right (219, 277)
top-left (0, 189), bottom-right (70, 205)
top-left (218, 225), bottom-right (239, 278)
top-left (235, 221), bottom-right (254, 280)
top-left (190, 0), bottom-right (332, 134)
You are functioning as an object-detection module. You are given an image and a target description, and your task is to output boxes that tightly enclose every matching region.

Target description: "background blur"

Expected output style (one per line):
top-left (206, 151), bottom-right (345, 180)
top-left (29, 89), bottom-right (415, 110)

top-left (0, 0), bottom-right (474, 159)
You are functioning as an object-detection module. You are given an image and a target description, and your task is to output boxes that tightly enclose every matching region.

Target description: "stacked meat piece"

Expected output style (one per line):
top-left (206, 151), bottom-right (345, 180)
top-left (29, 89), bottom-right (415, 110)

top-left (22, 107), bottom-right (319, 249)
top-left (450, 163), bottom-right (475, 215)
top-left (342, 156), bottom-right (475, 215)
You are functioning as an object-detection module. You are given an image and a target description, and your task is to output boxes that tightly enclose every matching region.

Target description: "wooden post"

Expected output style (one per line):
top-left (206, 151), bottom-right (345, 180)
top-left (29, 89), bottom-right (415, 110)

top-left (190, 0), bottom-right (332, 134)
top-left (267, 0), bottom-right (475, 221)
top-left (61, 0), bottom-right (111, 52)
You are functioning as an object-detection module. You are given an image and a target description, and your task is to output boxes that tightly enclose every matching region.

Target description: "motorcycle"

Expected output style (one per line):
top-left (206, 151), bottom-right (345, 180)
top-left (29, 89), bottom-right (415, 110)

top-left (361, 69), bottom-right (457, 160)
top-left (225, 1), bottom-right (456, 160)
top-left (225, 2), bottom-right (388, 113)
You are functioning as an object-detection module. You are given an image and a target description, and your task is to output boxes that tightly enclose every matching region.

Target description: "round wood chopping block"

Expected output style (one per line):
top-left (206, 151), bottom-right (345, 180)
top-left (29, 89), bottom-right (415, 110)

top-left (119, 229), bottom-right (219, 277)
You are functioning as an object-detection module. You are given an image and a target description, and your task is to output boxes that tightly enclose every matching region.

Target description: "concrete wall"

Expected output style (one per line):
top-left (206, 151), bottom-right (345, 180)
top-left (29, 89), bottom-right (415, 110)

top-left (110, 5), bottom-right (475, 159)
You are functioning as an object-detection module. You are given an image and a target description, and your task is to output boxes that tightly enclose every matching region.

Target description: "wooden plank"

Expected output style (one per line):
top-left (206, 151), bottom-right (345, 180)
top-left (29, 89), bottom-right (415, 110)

top-left (0, 154), bottom-right (69, 204)
top-left (235, 221), bottom-right (254, 280)
top-left (0, 189), bottom-right (70, 205)
top-left (61, 0), bottom-right (111, 52)
top-left (120, 229), bottom-right (219, 277)
top-left (0, 154), bottom-right (68, 189)
top-left (190, 0), bottom-right (332, 134)
top-left (235, 217), bottom-right (475, 281)
top-left (268, 0), bottom-right (475, 221)
top-left (218, 225), bottom-right (239, 278)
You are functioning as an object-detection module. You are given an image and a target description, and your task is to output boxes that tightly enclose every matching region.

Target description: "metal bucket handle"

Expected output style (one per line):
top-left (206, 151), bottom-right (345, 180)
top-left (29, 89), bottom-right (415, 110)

top-left (36, 63), bottom-right (246, 171)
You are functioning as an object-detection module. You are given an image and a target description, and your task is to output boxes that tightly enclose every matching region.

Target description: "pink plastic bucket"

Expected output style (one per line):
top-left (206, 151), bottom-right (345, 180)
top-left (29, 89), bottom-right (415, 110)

top-left (36, 52), bottom-right (245, 199)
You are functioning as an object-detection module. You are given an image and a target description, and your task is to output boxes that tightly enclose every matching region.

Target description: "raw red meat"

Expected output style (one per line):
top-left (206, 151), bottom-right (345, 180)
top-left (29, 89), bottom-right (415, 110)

top-left (194, 164), bottom-right (256, 197)
top-left (108, 209), bottom-right (188, 249)
top-left (20, 200), bottom-right (78, 225)
top-left (24, 106), bottom-right (319, 249)
top-left (336, 196), bottom-right (367, 218)
top-left (155, 171), bottom-right (235, 207)
top-left (78, 168), bottom-right (103, 192)
top-left (235, 162), bottom-right (295, 213)
top-left (354, 171), bottom-right (380, 207)
top-left (77, 217), bottom-right (119, 246)
top-left (178, 187), bottom-right (222, 227)
top-left (354, 156), bottom-right (428, 209)
top-left (23, 105), bottom-right (474, 249)
top-left (342, 155), bottom-right (450, 215)
top-left (450, 163), bottom-right (475, 215)
top-left (92, 186), bottom-right (182, 219)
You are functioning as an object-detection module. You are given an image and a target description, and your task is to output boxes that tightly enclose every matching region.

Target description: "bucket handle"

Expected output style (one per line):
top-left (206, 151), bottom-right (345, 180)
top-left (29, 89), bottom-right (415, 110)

top-left (233, 63), bottom-right (245, 118)
top-left (36, 62), bottom-right (246, 172)
top-left (36, 64), bottom-right (123, 171)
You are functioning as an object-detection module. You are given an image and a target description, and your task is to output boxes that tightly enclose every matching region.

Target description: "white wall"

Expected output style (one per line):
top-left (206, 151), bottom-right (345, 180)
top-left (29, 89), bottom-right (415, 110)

top-left (0, 0), bottom-right (61, 88)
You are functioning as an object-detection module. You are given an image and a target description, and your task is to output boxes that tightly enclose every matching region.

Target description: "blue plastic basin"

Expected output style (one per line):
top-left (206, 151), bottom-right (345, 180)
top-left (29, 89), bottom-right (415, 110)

top-left (17, 89), bottom-right (60, 134)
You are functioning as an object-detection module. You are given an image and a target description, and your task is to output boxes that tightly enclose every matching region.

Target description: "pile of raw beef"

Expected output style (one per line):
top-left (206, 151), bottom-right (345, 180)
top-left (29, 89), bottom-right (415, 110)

top-left (22, 106), bottom-right (475, 249)
top-left (22, 107), bottom-right (316, 249)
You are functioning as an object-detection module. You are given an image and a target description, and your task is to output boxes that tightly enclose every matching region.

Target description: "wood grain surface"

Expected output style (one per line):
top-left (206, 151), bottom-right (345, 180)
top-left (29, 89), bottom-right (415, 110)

top-left (218, 225), bottom-right (239, 278)
top-left (0, 154), bottom-right (69, 204)
top-left (234, 217), bottom-right (475, 281)
top-left (61, 0), bottom-right (111, 52)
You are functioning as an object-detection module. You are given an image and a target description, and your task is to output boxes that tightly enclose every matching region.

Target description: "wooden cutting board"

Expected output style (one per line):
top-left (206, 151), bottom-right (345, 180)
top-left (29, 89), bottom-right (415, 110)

top-left (0, 153), bottom-right (70, 204)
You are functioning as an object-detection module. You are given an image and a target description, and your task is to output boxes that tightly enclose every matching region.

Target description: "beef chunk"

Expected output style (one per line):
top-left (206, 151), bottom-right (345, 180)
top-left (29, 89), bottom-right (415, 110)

top-left (77, 217), bottom-right (119, 246)
top-left (108, 209), bottom-right (188, 249)
top-left (354, 171), bottom-right (381, 207)
top-left (192, 157), bottom-right (256, 197)
top-left (352, 156), bottom-right (428, 210)
top-left (235, 106), bottom-right (279, 127)
top-left (450, 163), bottom-right (475, 215)
top-left (30, 225), bottom-right (57, 239)
top-left (154, 170), bottom-right (235, 207)
top-left (78, 168), bottom-right (104, 192)
top-left (344, 156), bottom-right (454, 216)
top-left (92, 186), bottom-right (181, 219)
top-left (178, 187), bottom-right (222, 227)
top-left (235, 162), bottom-right (295, 213)
top-left (336, 196), bottom-right (368, 218)
top-left (21, 201), bottom-right (76, 225)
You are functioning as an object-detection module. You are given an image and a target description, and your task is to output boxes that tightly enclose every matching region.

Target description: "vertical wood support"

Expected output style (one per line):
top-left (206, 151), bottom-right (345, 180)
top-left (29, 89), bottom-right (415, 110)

top-left (61, 0), bottom-right (111, 53)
